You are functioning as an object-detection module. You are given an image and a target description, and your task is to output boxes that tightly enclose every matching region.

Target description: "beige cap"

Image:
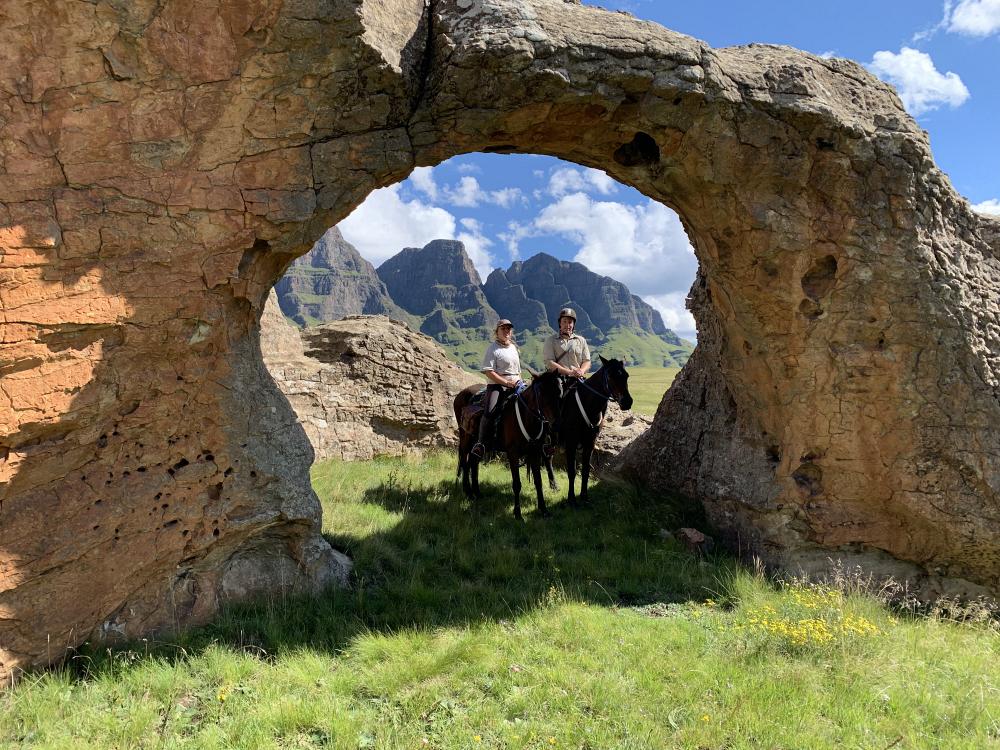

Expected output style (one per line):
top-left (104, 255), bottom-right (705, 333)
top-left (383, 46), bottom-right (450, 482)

top-left (495, 318), bottom-right (513, 331)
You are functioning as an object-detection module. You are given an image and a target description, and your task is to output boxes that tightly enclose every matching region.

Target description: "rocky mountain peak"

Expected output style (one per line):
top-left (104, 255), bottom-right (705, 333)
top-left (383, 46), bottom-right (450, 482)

top-left (377, 239), bottom-right (496, 324)
top-left (274, 228), bottom-right (399, 326)
top-left (489, 252), bottom-right (683, 346)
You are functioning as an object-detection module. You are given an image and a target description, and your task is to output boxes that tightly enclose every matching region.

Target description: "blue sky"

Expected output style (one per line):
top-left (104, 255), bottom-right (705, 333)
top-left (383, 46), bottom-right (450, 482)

top-left (337, 0), bottom-right (1000, 341)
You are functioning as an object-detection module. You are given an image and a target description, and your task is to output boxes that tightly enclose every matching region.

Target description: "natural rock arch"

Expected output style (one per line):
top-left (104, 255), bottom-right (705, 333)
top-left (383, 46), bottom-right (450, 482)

top-left (2, 0), bottom-right (999, 679)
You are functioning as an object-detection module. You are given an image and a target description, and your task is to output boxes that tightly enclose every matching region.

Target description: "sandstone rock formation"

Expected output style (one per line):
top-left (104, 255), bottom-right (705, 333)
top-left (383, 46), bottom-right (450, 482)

top-left (2, 0), bottom-right (1000, 680)
top-left (274, 227), bottom-right (402, 326)
top-left (589, 404), bottom-right (651, 475)
top-left (262, 292), bottom-right (480, 461)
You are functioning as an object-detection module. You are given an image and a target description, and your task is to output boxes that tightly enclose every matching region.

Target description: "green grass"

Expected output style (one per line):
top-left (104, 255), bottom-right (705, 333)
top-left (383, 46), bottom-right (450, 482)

top-left (443, 327), bottom-right (693, 373)
top-left (622, 365), bottom-right (681, 416)
top-left (3, 454), bottom-right (998, 749)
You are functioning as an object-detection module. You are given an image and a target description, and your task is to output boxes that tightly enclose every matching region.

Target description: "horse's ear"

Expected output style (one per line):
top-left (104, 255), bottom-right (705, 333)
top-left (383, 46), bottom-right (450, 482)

top-left (525, 365), bottom-right (540, 378)
top-left (599, 354), bottom-right (608, 366)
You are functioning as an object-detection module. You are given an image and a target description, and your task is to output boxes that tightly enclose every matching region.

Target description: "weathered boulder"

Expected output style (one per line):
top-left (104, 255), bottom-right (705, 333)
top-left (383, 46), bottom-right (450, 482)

top-left (2, 0), bottom-right (1000, 681)
top-left (262, 292), bottom-right (479, 461)
top-left (593, 405), bottom-right (651, 474)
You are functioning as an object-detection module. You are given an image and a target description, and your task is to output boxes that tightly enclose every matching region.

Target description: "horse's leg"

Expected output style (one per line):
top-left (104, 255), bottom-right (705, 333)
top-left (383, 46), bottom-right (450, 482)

top-left (580, 438), bottom-right (594, 504)
top-left (545, 452), bottom-right (558, 491)
top-left (458, 434), bottom-right (469, 496)
top-left (530, 453), bottom-right (548, 517)
top-left (565, 439), bottom-right (578, 508)
top-left (510, 453), bottom-right (523, 521)
top-left (472, 454), bottom-right (481, 499)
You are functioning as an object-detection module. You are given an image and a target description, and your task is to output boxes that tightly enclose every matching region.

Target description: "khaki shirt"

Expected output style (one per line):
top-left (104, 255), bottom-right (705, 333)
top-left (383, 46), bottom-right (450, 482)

top-left (543, 333), bottom-right (591, 372)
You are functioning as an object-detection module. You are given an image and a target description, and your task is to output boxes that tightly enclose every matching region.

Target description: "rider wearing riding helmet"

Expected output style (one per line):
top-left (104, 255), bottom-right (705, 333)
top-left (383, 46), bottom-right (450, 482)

top-left (472, 318), bottom-right (522, 458)
top-left (543, 307), bottom-right (591, 380)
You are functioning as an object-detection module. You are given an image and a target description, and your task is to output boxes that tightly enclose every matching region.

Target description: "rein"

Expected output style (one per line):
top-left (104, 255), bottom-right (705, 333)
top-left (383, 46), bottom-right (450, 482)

top-left (571, 368), bottom-right (616, 430)
top-left (513, 380), bottom-right (549, 443)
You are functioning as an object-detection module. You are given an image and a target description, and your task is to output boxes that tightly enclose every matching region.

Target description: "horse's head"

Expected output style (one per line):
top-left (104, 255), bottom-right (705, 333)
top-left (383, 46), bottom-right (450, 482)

top-left (599, 355), bottom-right (633, 411)
top-left (530, 368), bottom-right (564, 424)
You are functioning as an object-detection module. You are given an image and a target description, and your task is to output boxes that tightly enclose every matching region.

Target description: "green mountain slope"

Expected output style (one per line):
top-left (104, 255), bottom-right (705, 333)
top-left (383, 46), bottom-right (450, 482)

top-left (275, 235), bottom-right (695, 373)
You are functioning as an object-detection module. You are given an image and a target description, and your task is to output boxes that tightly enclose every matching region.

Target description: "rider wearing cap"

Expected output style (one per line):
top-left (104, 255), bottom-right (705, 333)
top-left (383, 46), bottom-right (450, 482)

top-left (472, 318), bottom-right (522, 458)
top-left (543, 307), bottom-right (591, 379)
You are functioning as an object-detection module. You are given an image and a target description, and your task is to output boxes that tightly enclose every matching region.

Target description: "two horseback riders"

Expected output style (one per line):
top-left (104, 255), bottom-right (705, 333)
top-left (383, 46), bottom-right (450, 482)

top-left (470, 307), bottom-right (589, 460)
top-left (454, 308), bottom-right (633, 518)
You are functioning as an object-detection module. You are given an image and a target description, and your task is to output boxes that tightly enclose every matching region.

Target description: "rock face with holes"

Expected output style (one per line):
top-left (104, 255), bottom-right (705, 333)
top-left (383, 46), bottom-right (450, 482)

top-left (262, 291), bottom-right (480, 460)
top-left (2, 0), bottom-right (1000, 680)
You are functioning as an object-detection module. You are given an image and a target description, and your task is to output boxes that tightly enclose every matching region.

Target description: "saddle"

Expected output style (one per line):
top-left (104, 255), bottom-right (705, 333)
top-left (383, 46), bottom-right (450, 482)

top-left (460, 387), bottom-right (514, 441)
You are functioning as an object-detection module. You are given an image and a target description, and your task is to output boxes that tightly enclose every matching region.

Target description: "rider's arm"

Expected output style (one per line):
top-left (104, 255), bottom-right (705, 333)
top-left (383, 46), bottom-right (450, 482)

top-left (542, 337), bottom-right (559, 373)
top-left (484, 369), bottom-right (517, 387)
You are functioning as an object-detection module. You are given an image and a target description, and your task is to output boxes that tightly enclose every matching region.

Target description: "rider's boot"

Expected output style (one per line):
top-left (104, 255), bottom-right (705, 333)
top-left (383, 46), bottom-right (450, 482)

top-left (471, 412), bottom-right (491, 459)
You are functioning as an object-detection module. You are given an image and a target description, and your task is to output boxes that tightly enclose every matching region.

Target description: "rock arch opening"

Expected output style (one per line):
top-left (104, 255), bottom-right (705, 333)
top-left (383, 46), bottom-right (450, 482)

top-left (263, 151), bottom-right (700, 467)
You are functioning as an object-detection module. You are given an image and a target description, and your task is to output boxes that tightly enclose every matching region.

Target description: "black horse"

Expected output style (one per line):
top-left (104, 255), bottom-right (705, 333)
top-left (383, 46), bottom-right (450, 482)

top-left (551, 356), bottom-right (633, 507)
top-left (453, 370), bottom-right (564, 520)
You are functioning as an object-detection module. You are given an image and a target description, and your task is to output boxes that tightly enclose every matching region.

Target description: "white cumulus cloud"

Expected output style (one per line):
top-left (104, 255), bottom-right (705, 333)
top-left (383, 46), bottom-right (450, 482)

top-left (868, 47), bottom-right (970, 116)
top-left (442, 176), bottom-right (525, 208)
top-left (972, 198), bottom-right (1000, 216)
top-left (948, 0), bottom-right (1000, 35)
top-left (642, 292), bottom-right (698, 343)
top-left (547, 167), bottom-right (618, 198)
top-left (408, 166), bottom-right (438, 201)
top-left (457, 218), bottom-right (496, 279)
top-left (338, 184), bottom-right (495, 278)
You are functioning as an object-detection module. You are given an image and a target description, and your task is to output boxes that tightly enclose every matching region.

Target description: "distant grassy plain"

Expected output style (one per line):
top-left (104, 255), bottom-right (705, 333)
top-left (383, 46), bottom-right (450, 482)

top-left (459, 365), bottom-right (680, 418)
top-left (622, 365), bottom-right (681, 416)
top-left (3, 454), bottom-right (997, 749)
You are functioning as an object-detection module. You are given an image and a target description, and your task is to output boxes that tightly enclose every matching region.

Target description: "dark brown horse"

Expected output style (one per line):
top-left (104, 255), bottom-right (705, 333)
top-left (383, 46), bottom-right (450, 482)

top-left (550, 356), bottom-right (633, 507)
top-left (453, 370), bottom-right (563, 520)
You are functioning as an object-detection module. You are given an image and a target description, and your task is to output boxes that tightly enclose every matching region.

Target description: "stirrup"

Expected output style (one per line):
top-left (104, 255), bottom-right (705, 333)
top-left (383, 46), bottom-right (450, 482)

top-left (470, 442), bottom-right (486, 459)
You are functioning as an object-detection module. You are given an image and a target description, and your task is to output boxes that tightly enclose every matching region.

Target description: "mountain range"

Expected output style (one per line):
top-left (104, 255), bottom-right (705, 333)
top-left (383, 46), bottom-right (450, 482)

top-left (275, 229), bottom-right (694, 371)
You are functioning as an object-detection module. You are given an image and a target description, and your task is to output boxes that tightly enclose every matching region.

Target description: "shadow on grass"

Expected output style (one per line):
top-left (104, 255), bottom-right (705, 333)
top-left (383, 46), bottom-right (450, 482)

top-left (68, 461), bottom-right (728, 678)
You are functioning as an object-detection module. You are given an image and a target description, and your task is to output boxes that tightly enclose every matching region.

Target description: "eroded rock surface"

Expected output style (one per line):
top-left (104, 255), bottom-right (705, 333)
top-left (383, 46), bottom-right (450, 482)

top-left (262, 292), bottom-right (479, 460)
top-left (2, 0), bottom-right (1000, 680)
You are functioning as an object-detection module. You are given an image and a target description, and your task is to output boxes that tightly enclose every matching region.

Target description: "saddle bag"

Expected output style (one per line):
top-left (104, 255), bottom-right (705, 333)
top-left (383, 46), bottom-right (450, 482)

top-left (461, 403), bottom-right (484, 434)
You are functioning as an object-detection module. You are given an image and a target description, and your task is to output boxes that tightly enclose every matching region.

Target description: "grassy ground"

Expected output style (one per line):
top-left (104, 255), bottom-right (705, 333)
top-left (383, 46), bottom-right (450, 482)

top-left (622, 365), bottom-right (681, 416)
top-left (3, 453), bottom-right (998, 749)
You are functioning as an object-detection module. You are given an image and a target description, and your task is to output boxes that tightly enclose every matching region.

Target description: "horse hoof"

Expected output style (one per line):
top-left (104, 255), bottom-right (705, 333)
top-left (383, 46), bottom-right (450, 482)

top-left (548, 482), bottom-right (559, 491)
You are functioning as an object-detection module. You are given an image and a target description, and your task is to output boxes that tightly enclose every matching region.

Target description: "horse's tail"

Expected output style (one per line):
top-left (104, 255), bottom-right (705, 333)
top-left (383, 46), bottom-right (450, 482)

top-left (453, 385), bottom-right (480, 481)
